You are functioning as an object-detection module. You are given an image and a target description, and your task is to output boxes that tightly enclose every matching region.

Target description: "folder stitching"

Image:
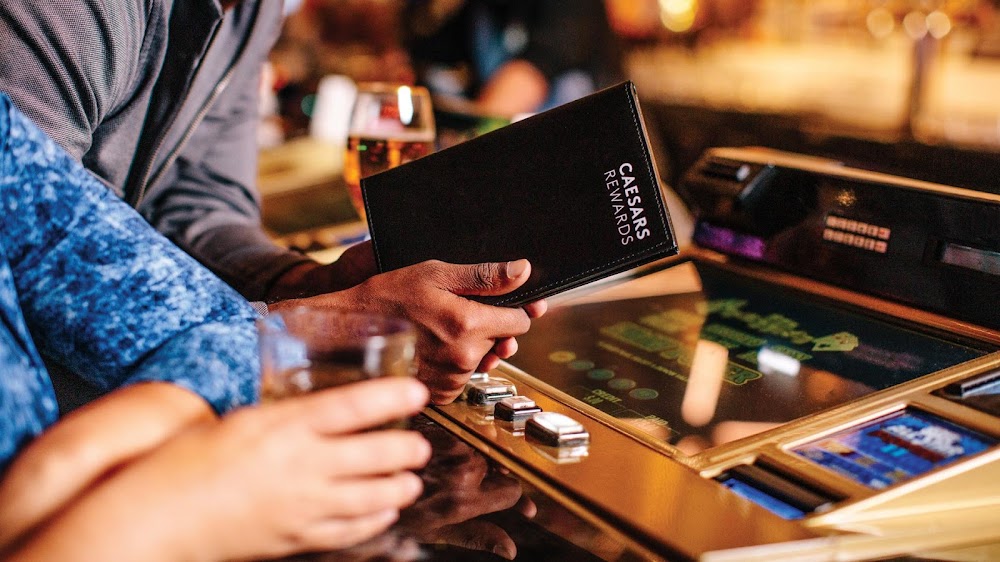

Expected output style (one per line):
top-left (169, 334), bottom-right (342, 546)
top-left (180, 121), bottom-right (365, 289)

top-left (360, 179), bottom-right (386, 272)
top-left (625, 83), bottom-right (674, 238)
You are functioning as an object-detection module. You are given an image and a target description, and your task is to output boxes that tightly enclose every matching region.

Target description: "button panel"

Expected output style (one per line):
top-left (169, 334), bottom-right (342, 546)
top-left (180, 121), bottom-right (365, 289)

top-left (460, 375), bottom-right (590, 461)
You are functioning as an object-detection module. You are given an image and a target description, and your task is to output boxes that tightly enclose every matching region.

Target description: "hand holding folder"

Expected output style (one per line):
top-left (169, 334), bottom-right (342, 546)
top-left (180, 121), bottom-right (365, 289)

top-left (362, 81), bottom-right (678, 306)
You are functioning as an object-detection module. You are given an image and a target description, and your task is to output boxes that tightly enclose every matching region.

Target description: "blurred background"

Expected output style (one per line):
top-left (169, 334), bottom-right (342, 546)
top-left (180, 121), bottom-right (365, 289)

top-left (258, 0), bottom-right (1000, 254)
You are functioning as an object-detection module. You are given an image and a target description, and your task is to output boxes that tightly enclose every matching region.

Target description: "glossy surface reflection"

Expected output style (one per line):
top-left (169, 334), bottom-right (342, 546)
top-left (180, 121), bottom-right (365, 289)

top-left (281, 416), bottom-right (653, 561)
top-left (508, 260), bottom-right (992, 453)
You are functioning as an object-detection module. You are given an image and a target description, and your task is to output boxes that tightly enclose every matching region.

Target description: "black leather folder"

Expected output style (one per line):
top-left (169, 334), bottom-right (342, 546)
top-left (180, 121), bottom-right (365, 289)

top-left (362, 81), bottom-right (677, 306)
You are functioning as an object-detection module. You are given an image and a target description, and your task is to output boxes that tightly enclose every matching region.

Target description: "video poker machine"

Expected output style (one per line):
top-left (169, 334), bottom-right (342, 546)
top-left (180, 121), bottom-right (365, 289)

top-left (418, 147), bottom-right (1000, 561)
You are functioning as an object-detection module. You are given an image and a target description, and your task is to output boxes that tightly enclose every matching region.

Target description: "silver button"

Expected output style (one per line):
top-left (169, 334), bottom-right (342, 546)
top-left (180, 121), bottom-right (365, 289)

top-left (494, 396), bottom-right (542, 422)
top-left (526, 412), bottom-right (590, 447)
top-left (464, 377), bottom-right (517, 405)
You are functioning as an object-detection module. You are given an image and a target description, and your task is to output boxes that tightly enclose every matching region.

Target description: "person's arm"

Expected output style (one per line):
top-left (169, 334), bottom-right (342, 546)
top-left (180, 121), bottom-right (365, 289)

top-left (0, 0), bottom-right (146, 158)
top-left (0, 95), bottom-right (259, 413)
top-left (3, 378), bottom-right (432, 562)
top-left (475, 59), bottom-right (550, 117)
top-left (0, 90), bottom-right (264, 545)
top-left (0, 383), bottom-right (215, 548)
top-left (137, 1), bottom-right (314, 302)
top-left (124, 0), bottom-right (548, 398)
top-left (273, 257), bottom-right (547, 404)
top-left (0, 0), bottom-right (307, 302)
top-left (0, 104), bottom-right (433, 555)
top-left (477, 0), bottom-right (621, 116)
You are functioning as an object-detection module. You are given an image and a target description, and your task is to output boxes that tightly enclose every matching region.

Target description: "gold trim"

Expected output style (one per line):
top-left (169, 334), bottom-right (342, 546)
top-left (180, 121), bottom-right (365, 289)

top-left (422, 244), bottom-right (1000, 559)
top-left (702, 514), bottom-right (1000, 562)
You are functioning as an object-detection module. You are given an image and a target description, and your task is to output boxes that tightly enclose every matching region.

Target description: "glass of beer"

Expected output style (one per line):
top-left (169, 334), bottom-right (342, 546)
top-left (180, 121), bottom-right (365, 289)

top-left (257, 307), bottom-right (418, 424)
top-left (343, 83), bottom-right (436, 221)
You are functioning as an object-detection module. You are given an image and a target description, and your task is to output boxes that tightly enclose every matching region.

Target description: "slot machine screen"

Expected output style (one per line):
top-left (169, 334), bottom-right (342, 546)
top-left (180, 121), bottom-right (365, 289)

top-left (508, 261), bottom-right (995, 453)
top-left (793, 409), bottom-right (996, 488)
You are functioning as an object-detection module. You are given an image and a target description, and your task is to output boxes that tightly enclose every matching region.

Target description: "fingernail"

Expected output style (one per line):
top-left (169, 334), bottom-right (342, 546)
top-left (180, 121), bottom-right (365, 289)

top-left (504, 259), bottom-right (528, 280)
top-left (493, 543), bottom-right (516, 560)
top-left (416, 437), bottom-right (432, 462)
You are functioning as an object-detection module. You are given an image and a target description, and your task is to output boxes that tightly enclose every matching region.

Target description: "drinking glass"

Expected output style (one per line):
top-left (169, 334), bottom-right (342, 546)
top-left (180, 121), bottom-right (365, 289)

top-left (343, 83), bottom-right (436, 221)
top-left (257, 307), bottom-right (417, 420)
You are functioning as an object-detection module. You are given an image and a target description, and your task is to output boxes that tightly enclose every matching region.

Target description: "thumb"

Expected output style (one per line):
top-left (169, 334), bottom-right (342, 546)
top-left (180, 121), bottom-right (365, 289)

top-left (427, 521), bottom-right (517, 560)
top-left (434, 259), bottom-right (531, 297)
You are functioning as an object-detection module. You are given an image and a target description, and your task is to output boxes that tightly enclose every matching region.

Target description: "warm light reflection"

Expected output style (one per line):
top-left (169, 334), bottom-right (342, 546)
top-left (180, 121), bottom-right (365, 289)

top-left (757, 347), bottom-right (801, 377)
top-left (866, 8), bottom-right (895, 39)
top-left (804, 369), bottom-right (854, 403)
top-left (903, 11), bottom-right (929, 40)
top-left (658, 0), bottom-right (698, 33)
top-left (712, 421), bottom-right (782, 445)
top-left (681, 339), bottom-right (728, 427)
top-left (397, 86), bottom-right (414, 125)
top-left (559, 259), bottom-right (702, 306)
top-left (675, 434), bottom-right (711, 456)
top-left (926, 11), bottom-right (952, 39)
top-left (836, 188), bottom-right (857, 207)
top-left (621, 418), bottom-right (673, 441)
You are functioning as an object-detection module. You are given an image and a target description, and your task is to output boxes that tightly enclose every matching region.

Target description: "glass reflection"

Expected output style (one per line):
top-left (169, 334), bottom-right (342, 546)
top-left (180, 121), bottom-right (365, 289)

top-left (283, 416), bottom-right (650, 562)
top-left (680, 339), bottom-right (729, 427)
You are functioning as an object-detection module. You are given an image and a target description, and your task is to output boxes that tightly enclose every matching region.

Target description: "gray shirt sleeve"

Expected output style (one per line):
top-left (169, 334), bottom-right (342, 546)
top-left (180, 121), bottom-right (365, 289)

top-left (0, 0), bottom-right (312, 301)
top-left (138, 45), bottom-right (312, 301)
top-left (0, 0), bottom-right (146, 158)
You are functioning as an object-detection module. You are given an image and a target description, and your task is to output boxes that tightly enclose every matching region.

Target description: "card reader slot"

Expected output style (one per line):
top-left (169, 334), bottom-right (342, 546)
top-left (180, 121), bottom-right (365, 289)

top-left (943, 369), bottom-right (1000, 398)
top-left (723, 464), bottom-right (838, 514)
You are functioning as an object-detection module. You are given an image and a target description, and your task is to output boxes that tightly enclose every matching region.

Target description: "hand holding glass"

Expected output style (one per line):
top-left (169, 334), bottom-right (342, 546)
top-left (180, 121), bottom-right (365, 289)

top-left (258, 308), bottom-right (418, 425)
top-left (343, 83), bottom-right (435, 221)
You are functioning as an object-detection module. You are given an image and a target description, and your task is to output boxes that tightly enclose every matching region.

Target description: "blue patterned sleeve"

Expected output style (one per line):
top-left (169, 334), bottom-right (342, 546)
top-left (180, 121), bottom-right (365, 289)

top-left (0, 93), bottom-right (259, 413)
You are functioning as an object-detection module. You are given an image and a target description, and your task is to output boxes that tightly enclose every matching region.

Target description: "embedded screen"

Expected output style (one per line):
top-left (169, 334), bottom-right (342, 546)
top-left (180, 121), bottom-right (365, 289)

top-left (793, 409), bottom-right (996, 488)
top-left (507, 260), bottom-right (994, 453)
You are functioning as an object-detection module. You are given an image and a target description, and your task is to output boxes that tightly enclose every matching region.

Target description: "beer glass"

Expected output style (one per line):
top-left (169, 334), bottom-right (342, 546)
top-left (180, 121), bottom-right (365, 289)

top-left (343, 83), bottom-right (435, 221)
top-left (257, 307), bottom-right (417, 418)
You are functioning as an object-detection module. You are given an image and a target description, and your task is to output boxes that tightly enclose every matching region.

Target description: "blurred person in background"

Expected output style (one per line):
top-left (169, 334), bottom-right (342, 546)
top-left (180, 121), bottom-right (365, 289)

top-left (0, 0), bottom-right (544, 407)
top-left (270, 0), bottom-right (416, 136)
top-left (404, 0), bottom-right (625, 117)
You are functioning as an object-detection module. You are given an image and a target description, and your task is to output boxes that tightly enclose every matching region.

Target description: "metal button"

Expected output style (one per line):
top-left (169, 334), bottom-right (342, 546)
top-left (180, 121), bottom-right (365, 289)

top-left (526, 412), bottom-right (590, 447)
top-left (494, 396), bottom-right (542, 422)
top-left (464, 377), bottom-right (517, 405)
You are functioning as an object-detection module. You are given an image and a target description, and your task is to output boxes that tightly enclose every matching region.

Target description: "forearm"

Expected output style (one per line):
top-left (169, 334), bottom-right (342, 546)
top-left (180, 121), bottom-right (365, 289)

top-left (2, 97), bottom-right (260, 400)
top-left (138, 36), bottom-right (298, 302)
top-left (123, 321), bottom-right (260, 414)
top-left (265, 240), bottom-right (377, 301)
top-left (3, 444), bottom-right (211, 562)
top-left (0, 383), bottom-right (215, 550)
top-left (185, 223), bottom-right (314, 301)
